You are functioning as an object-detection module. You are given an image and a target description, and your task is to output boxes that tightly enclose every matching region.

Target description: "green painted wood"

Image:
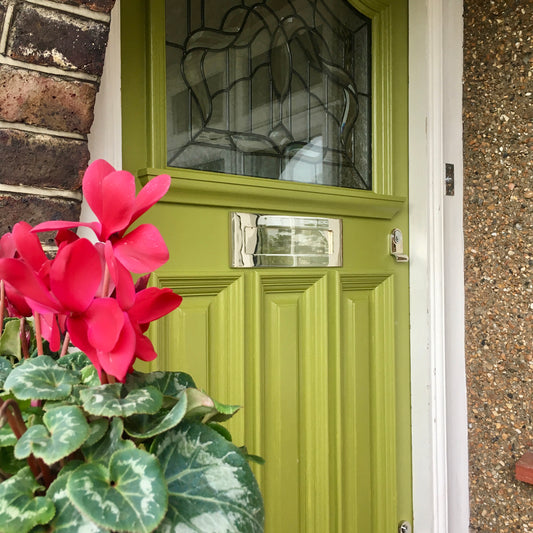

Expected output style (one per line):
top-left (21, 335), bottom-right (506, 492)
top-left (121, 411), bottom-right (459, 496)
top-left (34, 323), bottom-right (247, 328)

top-left (121, 0), bottom-right (412, 531)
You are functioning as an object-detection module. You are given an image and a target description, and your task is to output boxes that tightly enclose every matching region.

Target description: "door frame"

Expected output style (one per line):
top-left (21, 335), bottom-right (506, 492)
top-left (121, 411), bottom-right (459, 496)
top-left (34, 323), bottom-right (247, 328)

top-left (87, 1), bottom-right (469, 531)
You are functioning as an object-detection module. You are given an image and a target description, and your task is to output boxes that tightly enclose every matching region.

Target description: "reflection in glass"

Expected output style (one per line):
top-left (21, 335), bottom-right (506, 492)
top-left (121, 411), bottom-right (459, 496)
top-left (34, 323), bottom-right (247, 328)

top-left (166, 0), bottom-right (372, 190)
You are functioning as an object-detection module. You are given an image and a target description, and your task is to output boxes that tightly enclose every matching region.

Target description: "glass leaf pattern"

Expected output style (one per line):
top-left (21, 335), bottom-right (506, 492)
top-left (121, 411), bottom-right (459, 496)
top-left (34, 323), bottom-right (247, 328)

top-left (166, 0), bottom-right (372, 189)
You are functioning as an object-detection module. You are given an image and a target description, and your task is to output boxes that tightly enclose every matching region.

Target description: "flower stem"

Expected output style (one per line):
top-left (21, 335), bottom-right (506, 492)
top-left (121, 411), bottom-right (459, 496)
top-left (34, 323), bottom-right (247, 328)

top-left (33, 312), bottom-right (44, 356)
top-left (0, 280), bottom-right (5, 334)
top-left (20, 317), bottom-right (30, 359)
top-left (102, 262), bottom-right (111, 297)
top-left (0, 399), bottom-right (41, 481)
top-left (60, 332), bottom-right (70, 357)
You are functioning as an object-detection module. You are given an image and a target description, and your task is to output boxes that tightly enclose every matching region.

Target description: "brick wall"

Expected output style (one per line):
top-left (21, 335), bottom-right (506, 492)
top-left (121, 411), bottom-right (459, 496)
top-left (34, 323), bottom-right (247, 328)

top-left (0, 0), bottom-right (115, 248)
top-left (464, 0), bottom-right (533, 531)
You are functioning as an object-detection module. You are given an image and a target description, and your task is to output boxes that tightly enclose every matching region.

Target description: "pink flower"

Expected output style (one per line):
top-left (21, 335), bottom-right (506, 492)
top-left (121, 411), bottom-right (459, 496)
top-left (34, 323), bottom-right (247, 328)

top-left (33, 160), bottom-right (171, 274)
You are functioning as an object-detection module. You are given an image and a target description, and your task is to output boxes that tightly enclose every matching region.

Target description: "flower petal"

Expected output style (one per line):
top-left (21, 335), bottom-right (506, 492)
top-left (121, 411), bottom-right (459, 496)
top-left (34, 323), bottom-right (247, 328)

top-left (32, 220), bottom-right (102, 240)
top-left (134, 333), bottom-right (158, 362)
top-left (4, 283), bottom-right (32, 317)
top-left (12, 222), bottom-right (48, 272)
top-left (55, 229), bottom-right (79, 247)
top-left (129, 174), bottom-right (171, 227)
top-left (0, 233), bottom-right (16, 259)
top-left (104, 242), bottom-right (135, 309)
top-left (100, 171), bottom-right (138, 240)
top-left (97, 314), bottom-right (136, 382)
top-left (50, 239), bottom-right (102, 312)
top-left (81, 159), bottom-right (116, 217)
top-left (67, 315), bottom-right (102, 375)
top-left (129, 287), bottom-right (182, 325)
top-left (113, 224), bottom-right (169, 273)
top-left (83, 298), bottom-right (125, 352)
top-left (0, 258), bottom-right (58, 310)
top-left (39, 313), bottom-right (61, 352)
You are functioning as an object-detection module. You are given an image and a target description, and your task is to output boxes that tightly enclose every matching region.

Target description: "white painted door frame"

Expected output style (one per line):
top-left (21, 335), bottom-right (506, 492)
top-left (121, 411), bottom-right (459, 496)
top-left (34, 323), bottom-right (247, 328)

top-left (409, 0), bottom-right (469, 532)
top-left (88, 1), bottom-right (469, 531)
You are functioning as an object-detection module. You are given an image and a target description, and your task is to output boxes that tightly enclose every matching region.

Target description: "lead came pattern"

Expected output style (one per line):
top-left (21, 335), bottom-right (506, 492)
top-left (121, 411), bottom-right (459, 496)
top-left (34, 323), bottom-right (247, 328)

top-left (166, 0), bottom-right (372, 189)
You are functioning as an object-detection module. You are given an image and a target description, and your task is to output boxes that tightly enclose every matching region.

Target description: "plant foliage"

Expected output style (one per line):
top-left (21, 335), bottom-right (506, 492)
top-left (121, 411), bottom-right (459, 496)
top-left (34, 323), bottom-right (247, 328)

top-left (0, 160), bottom-right (263, 532)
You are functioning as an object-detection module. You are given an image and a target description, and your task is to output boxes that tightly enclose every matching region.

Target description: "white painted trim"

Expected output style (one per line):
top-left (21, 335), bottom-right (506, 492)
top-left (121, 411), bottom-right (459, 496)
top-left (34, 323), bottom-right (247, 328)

top-left (83, 0), bottom-right (121, 238)
top-left (443, 0), bottom-right (469, 531)
top-left (409, 0), bottom-right (468, 531)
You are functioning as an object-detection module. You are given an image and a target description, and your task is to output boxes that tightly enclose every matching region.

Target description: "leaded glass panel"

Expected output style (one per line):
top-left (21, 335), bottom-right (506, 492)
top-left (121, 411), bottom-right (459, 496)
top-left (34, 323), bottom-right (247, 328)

top-left (166, 0), bottom-right (372, 189)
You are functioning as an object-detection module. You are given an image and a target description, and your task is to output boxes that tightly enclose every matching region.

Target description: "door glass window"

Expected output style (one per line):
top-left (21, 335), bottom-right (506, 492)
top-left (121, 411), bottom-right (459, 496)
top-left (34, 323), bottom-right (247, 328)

top-left (166, 0), bottom-right (371, 190)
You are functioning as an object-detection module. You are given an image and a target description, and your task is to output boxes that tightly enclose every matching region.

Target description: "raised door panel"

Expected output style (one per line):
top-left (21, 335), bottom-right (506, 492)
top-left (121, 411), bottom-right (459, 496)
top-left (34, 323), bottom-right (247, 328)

top-left (249, 273), bottom-right (330, 533)
top-left (150, 273), bottom-right (246, 441)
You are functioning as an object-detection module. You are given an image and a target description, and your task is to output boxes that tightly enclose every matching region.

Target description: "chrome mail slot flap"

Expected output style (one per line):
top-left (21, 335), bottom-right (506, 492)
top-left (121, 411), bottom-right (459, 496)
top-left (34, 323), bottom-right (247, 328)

top-left (231, 212), bottom-right (342, 268)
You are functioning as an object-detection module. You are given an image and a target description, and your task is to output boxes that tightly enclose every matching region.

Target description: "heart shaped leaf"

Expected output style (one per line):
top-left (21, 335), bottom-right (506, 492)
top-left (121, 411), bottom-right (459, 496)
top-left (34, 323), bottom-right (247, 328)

top-left (125, 370), bottom-right (196, 398)
top-left (84, 418), bottom-right (110, 447)
top-left (0, 466), bottom-right (55, 533)
top-left (82, 417), bottom-right (134, 465)
top-left (0, 319), bottom-right (22, 359)
top-left (153, 421), bottom-right (264, 532)
top-left (0, 424), bottom-right (17, 447)
top-left (80, 384), bottom-right (163, 417)
top-left (0, 355), bottom-right (13, 386)
top-left (4, 356), bottom-right (80, 400)
top-left (67, 448), bottom-right (167, 533)
top-left (124, 390), bottom-right (187, 439)
top-left (0, 445), bottom-right (26, 475)
top-left (47, 473), bottom-right (109, 532)
top-left (185, 388), bottom-right (240, 423)
top-left (56, 351), bottom-right (92, 371)
top-left (15, 405), bottom-right (90, 464)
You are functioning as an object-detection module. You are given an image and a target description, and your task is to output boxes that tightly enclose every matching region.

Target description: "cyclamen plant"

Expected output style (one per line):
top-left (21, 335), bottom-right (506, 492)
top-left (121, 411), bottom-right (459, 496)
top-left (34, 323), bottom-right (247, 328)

top-left (0, 160), bottom-right (264, 533)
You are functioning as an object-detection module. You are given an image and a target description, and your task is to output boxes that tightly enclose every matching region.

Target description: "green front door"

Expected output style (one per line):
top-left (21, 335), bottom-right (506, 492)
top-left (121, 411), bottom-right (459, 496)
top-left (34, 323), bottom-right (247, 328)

top-left (121, 1), bottom-right (411, 531)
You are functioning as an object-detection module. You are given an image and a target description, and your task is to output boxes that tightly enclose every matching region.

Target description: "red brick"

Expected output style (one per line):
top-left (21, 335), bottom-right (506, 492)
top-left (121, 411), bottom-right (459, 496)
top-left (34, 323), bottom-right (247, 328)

top-left (54, 0), bottom-right (116, 14)
top-left (516, 451), bottom-right (533, 485)
top-left (8, 4), bottom-right (110, 76)
top-left (0, 66), bottom-right (97, 134)
top-left (0, 129), bottom-right (89, 190)
top-left (0, 193), bottom-right (81, 238)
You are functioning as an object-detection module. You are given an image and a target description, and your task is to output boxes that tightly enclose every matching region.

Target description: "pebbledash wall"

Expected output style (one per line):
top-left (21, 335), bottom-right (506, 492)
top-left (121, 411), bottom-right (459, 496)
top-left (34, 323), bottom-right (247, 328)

top-left (463, 0), bottom-right (533, 531)
top-left (0, 0), bottom-right (115, 250)
top-left (0, 0), bottom-right (531, 531)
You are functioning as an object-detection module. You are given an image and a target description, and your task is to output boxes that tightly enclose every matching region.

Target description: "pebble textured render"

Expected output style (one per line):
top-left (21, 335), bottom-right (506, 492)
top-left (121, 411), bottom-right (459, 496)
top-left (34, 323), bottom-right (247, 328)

top-left (0, 0), bottom-right (114, 238)
top-left (463, 0), bottom-right (533, 531)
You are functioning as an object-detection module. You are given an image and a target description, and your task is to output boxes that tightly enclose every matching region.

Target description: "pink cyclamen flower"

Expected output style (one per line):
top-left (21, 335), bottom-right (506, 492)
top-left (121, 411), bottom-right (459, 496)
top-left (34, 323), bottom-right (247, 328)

top-left (33, 160), bottom-right (171, 275)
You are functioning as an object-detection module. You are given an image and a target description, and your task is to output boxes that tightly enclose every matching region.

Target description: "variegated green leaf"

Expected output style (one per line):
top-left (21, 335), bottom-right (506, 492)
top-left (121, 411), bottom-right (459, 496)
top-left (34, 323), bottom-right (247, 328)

top-left (56, 351), bottom-right (92, 371)
top-left (81, 364), bottom-right (101, 386)
top-left (84, 418), bottom-right (109, 447)
top-left (153, 421), bottom-right (264, 532)
top-left (0, 319), bottom-right (22, 359)
top-left (126, 370), bottom-right (196, 398)
top-left (46, 473), bottom-right (109, 532)
top-left (0, 445), bottom-right (26, 474)
top-left (124, 390), bottom-right (188, 439)
top-left (82, 417), bottom-right (134, 465)
top-left (0, 423), bottom-right (17, 447)
top-left (0, 355), bottom-right (13, 386)
top-left (0, 466), bottom-right (55, 533)
top-left (80, 384), bottom-right (163, 417)
top-left (67, 448), bottom-right (167, 533)
top-left (185, 388), bottom-right (240, 423)
top-left (15, 405), bottom-right (90, 464)
top-left (3, 356), bottom-right (80, 400)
